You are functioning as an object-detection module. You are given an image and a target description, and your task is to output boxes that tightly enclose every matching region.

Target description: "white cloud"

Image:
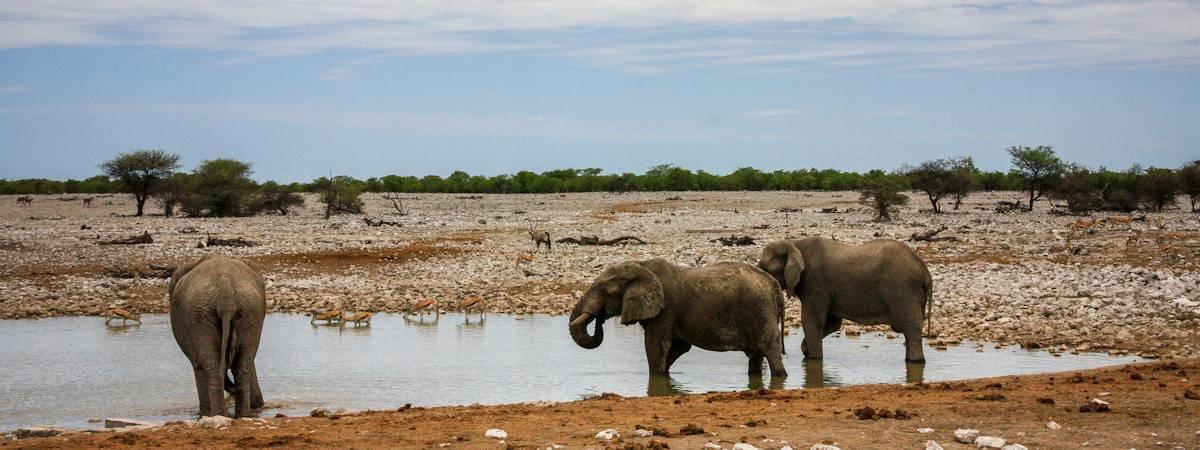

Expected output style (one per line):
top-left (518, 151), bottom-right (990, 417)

top-left (0, 1), bottom-right (1198, 70)
top-left (0, 84), bottom-right (29, 94)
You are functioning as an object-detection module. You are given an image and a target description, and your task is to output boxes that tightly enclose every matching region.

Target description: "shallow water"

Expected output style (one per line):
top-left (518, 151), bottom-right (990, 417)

top-left (0, 313), bottom-right (1139, 430)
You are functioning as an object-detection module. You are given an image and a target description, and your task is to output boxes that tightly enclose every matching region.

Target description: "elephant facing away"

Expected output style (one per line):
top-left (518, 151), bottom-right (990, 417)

top-left (569, 259), bottom-right (787, 377)
top-left (758, 238), bottom-right (932, 363)
top-left (169, 254), bottom-right (267, 417)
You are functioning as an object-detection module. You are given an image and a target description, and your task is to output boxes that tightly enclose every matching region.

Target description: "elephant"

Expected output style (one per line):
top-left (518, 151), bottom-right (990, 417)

top-left (757, 238), bottom-right (933, 363)
top-left (169, 254), bottom-right (267, 418)
top-left (569, 258), bottom-right (787, 377)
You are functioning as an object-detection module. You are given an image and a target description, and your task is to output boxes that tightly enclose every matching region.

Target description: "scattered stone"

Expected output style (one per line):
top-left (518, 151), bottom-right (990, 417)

top-left (925, 441), bottom-right (944, 450)
top-left (15, 427), bottom-right (68, 439)
top-left (733, 444), bottom-right (760, 450)
top-left (917, 427), bottom-right (935, 434)
top-left (196, 416), bottom-right (232, 429)
top-left (810, 444), bottom-right (842, 450)
top-left (954, 429), bottom-right (980, 444)
top-left (594, 429), bottom-right (620, 440)
top-left (1046, 421), bottom-right (1062, 430)
top-left (104, 418), bottom-right (156, 428)
top-left (310, 407), bottom-right (333, 418)
top-left (484, 428), bottom-right (508, 439)
top-left (1079, 398), bottom-right (1111, 413)
top-left (679, 423), bottom-right (705, 436)
top-left (974, 436), bottom-right (1005, 448)
top-left (1002, 444), bottom-right (1028, 450)
top-left (703, 443), bottom-right (722, 450)
top-left (633, 429), bottom-right (654, 437)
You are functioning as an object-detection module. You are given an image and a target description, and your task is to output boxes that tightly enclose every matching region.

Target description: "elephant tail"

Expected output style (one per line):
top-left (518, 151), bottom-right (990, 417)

top-left (777, 291), bottom-right (786, 355)
top-left (218, 309), bottom-right (234, 395)
top-left (923, 269), bottom-right (934, 337)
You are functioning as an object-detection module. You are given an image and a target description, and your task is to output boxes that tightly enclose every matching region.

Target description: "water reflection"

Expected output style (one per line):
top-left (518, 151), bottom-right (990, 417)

top-left (906, 362), bottom-right (926, 384)
top-left (802, 360), bottom-right (836, 388)
top-left (646, 375), bottom-right (685, 396)
top-left (746, 374), bottom-right (785, 391)
top-left (105, 323), bottom-right (139, 334)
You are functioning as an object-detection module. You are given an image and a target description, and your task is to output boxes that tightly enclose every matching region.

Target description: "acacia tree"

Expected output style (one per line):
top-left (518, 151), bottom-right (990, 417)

top-left (1007, 145), bottom-right (1065, 211)
top-left (905, 159), bottom-right (951, 213)
top-left (99, 149), bottom-right (181, 216)
top-left (153, 172), bottom-right (192, 217)
top-left (1141, 167), bottom-right (1180, 212)
top-left (946, 157), bottom-right (979, 210)
top-left (187, 159), bottom-right (257, 217)
top-left (858, 176), bottom-right (909, 222)
top-left (1180, 160), bottom-right (1200, 212)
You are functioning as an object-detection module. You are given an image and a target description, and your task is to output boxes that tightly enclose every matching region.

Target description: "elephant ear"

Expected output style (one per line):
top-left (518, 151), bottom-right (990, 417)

top-left (619, 263), bottom-right (665, 325)
top-left (783, 242), bottom-right (805, 292)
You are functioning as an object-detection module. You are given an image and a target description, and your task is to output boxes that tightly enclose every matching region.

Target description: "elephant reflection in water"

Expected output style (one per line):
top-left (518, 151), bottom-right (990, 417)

top-left (648, 374), bottom-right (784, 396)
top-left (801, 360), bottom-right (925, 388)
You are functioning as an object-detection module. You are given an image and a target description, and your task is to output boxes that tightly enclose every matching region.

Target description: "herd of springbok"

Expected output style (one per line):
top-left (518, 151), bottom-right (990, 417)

top-left (305, 295), bottom-right (487, 328)
top-left (1070, 214), bottom-right (1195, 254)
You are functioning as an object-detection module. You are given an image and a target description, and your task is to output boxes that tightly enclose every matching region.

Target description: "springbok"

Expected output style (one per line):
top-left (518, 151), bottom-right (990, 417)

top-left (310, 308), bottom-right (343, 325)
top-left (406, 298), bottom-right (439, 316)
top-left (104, 308), bottom-right (141, 325)
top-left (514, 252), bottom-right (535, 269)
top-left (460, 295), bottom-right (486, 316)
top-left (1071, 219), bottom-right (1098, 237)
top-left (340, 311), bottom-right (373, 327)
top-left (82, 197), bottom-right (94, 208)
top-left (16, 196), bottom-right (32, 207)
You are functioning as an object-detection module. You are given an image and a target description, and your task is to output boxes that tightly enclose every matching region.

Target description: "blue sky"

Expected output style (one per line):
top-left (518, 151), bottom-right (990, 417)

top-left (1, 1), bottom-right (1198, 182)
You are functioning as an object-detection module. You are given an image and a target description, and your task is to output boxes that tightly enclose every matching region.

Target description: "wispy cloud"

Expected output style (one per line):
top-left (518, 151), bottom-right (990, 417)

top-left (1, 1), bottom-right (1198, 72)
top-left (0, 84), bottom-right (29, 94)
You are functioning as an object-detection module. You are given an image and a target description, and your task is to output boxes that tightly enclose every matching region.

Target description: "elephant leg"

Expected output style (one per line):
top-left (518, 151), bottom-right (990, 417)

top-left (248, 363), bottom-right (264, 409)
top-left (903, 328), bottom-right (925, 363)
top-left (191, 367), bottom-right (211, 416)
top-left (823, 316), bottom-right (842, 338)
top-left (665, 339), bottom-right (691, 372)
top-left (765, 334), bottom-right (788, 378)
top-left (747, 353), bottom-right (764, 376)
top-left (801, 308), bottom-right (826, 360)
top-left (643, 332), bottom-right (670, 374)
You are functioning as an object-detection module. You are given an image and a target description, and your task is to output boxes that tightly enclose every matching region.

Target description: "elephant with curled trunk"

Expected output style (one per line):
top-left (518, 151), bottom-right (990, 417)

top-left (757, 238), bottom-right (932, 363)
top-left (169, 254), bottom-right (267, 417)
top-left (569, 258), bottom-right (787, 377)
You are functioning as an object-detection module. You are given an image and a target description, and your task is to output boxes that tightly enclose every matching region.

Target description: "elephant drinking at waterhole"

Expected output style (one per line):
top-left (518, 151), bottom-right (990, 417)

top-left (569, 259), bottom-right (787, 377)
top-left (757, 238), bottom-right (933, 363)
top-left (169, 255), bottom-right (267, 418)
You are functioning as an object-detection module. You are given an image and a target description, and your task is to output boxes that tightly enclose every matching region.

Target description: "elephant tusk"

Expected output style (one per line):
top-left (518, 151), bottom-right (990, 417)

top-left (569, 313), bottom-right (593, 327)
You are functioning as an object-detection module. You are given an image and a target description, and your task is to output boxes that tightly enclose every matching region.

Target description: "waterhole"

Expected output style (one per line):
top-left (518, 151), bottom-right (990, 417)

top-left (0, 313), bottom-right (1139, 430)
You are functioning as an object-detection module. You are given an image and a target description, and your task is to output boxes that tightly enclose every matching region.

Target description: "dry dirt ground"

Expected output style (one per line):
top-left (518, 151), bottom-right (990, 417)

top-left (5, 358), bottom-right (1199, 449)
top-left (1, 191), bottom-right (1198, 358)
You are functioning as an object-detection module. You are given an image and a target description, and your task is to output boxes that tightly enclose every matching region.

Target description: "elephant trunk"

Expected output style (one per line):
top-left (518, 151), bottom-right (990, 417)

top-left (568, 295), bottom-right (605, 349)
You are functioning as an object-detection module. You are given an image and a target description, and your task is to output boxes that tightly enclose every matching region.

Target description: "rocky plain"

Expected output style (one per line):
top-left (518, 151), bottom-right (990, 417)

top-left (1, 190), bottom-right (1198, 359)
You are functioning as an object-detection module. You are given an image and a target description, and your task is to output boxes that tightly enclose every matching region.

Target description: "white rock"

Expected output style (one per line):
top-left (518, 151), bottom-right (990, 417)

top-left (975, 436), bottom-right (1006, 448)
top-left (1046, 421), bottom-right (1062, 430)
top-left (733, 444), bottom-right (760, 450)
top-left (954, 429), bottom-right (980, 444)
top-left (703, 443), bottom-right (722, 450)
top-left (484, 428), bottom-right (508, 439)
top-left (810, 445), bottom-right (842, 450)
top-left (1002, 444), bottom-right (1028, 450)
top-left (925, 441), bottom-right (944, 450)
top-left (917, 427), bottom-right (935, 434)
top-left (196, 416), bottom-right (232, 429)
top-left (633, 428), bottom-right (653, 437)
top-left (594, 429), bottom-right (620, 440)
top-left (781, 446), bottom-right (794, 450)
top-left (104, 418), bottom-right (156, 428)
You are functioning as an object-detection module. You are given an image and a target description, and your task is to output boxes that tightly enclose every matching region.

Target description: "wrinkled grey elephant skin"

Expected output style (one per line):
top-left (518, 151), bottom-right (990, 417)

top-left (169, 254), bottom-right (267, 418)
top-left (758, 238), bottom-right (933, 363)
top-left (569, 258), bottom-right (787, 377)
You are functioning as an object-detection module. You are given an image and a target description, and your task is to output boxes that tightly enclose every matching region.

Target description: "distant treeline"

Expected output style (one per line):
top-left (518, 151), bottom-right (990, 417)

top-left (1, 165), bottom-right (1029, 195)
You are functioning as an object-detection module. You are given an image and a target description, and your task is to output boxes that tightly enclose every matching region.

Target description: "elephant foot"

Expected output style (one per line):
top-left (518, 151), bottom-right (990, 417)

top-left (802, 356), bottom-right (823, 361)
top-left (905, 357), bottom-right (926, 364)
